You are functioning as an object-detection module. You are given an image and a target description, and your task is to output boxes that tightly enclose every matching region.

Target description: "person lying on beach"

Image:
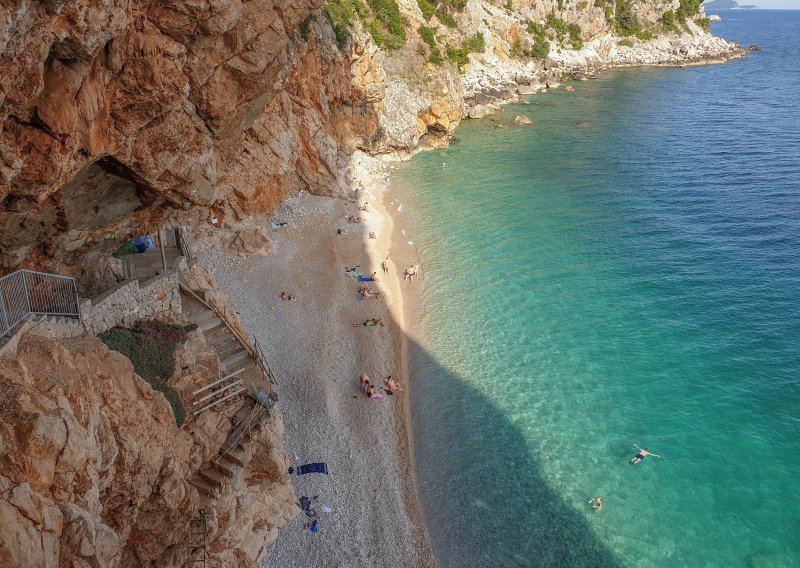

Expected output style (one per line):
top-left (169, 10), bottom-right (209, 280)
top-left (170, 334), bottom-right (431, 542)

top-left (353, 318), bottom-right (385, 328)
top-left (347, 216), bottom-right (362, 223)
top-left (358, 284), bottom-right (381, 300)
top-left (588, 497), bottom-right (603, 511)
top-left (366, 385), bottom-right (386, 401)
top-left (384, 376), bottom-right (405, 394)
top-left (630, 444), bottom-right (660, 464)
top-left (280, 292), bottom-right (295, 301)
top-left (359, 374), bottom-right (372, 394)
top-left (368, 232), bottom-right (376, 239)
top-left (304, 518), bottom-right (319, 534)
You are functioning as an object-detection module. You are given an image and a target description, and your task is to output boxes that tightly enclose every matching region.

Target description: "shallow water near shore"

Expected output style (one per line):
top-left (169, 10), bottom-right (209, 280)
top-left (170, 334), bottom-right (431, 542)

top-left (394, 11), bottom-right (800, 567)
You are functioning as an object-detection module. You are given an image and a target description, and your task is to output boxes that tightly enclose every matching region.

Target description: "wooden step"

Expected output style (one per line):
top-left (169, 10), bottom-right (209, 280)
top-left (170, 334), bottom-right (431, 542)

top-left (226, 449), bottom-right (247, 468)
top-left (198, 317), bottom-right (223, 333)
top-left (187, 309), bottom-right (216, 325)
top-left (216, 340), bottom-right (241, 357)
top-left (193, 379), bottom-right (243, 406)
top-left (207, 334), bottom-right (234, 350)
top-left (199, 467), bottom-right (227, 488)
top-left (189, 477), bottom-right (218, 497)
top-left (227, 358), bottom-right (257, 375)
top-left (192, 387), bottom-right (246, 416)
top-left (213, 458), bottom-right (238, 478)
top-left (221, 349), bottom-right (248, 369)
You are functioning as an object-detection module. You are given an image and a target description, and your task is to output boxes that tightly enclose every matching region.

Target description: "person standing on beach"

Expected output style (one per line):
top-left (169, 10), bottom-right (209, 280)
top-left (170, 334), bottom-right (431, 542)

top-left (630, 444), bottom-right (660, 464)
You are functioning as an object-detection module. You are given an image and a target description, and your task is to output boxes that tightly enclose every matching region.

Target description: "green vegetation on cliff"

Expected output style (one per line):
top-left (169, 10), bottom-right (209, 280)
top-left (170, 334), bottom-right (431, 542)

top-left (323, 0), bottom-right (367, 49)
top-left (100, 320), bottom-right (196, 426)
top-left (323, 0), bottom-right (407, 50)
top-left (418, 24), bottom-right (444, 64)
top-left (447, 32), bottom-right (486, 68)
top-left (366, 0), bottom-right (407, 47)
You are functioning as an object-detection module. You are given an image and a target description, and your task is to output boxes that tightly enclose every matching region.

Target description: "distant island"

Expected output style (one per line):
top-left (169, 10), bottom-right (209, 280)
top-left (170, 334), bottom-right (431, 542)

top-left (704, 0), bottom-right (759, 9)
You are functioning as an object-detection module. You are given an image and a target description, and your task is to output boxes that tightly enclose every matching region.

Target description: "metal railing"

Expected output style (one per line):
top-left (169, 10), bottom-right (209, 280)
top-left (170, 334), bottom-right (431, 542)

top-left (0, 270), bottom-right (80, 338)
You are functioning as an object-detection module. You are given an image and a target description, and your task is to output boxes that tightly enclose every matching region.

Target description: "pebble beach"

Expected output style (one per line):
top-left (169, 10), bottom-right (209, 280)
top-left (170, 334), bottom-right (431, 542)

top-left (202, 166), bottom-right (433, 567)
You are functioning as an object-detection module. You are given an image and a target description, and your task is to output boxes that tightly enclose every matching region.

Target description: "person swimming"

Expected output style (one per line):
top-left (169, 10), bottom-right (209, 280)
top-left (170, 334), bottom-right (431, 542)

top-left (630, 444), bottom-right (660, 464)
top-left (588, 497), bottom-right (603, 511)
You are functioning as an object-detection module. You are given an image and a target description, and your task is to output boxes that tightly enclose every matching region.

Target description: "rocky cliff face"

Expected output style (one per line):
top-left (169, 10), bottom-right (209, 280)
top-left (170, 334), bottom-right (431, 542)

top-left (0, 0), bottom-right (743, 274)
top-left (0, 329), bottom-right (293, 567)
top-left (0, 0), bottom-right (381, 273)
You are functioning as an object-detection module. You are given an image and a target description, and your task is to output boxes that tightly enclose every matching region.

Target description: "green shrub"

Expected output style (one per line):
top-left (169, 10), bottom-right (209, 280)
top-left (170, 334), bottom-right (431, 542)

top-left (323, 0), bottom-right (368, 50)
top-left (462, 32), bottom-right (485, 53)
top-left (530, 38), bottom-right (550, 59)
top-left (661, 10), bottom-right (679, 32)
top-left (429, 47), bottom-right (444, 65)
top-left (527, 20), bottom-right (547, 40)
top-left (510, 38), bottom-right (525, 58)
top-left (568, 23), bottom-right (583, 49)
top-left (613, 0), bottom-right (640, 36)
top-left (418, 25), bottom-right (436, 48)
top-left (695, 17), bottom-right (710, 32)
top-left (617, 38), bottom-right (634, 47)
top-left (547, 11), bottom-right (569, 37)
top-left (676, 0), bottom-right (703, 20)
top-left (505, 0), bottom-right (513, 10)
top-left (636, 30), bottom-right (654, 40)
top-left (417, 0), bottom-right (435, 20)
top-left (367, 0), bottom-right (407, 45)
top-left (437, 9), bottom-right (458, 28)
top-left (99, 320), bottom-right (197, 426)
top-left (446, 32), bottom-right (485, 68)
top-left (446, 46), bottom-right (468, 67)
top-left (557, 0), bottom-right (565, 10)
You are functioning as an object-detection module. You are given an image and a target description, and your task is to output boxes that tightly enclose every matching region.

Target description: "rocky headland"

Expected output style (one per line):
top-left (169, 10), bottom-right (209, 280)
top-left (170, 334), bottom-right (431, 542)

top-left (1, 0), bottom-right (745, 565)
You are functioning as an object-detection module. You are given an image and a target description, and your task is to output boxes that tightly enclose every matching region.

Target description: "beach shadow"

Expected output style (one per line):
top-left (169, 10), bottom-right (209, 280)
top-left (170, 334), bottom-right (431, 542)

top-left (406, 339), bottom-right (620, 568)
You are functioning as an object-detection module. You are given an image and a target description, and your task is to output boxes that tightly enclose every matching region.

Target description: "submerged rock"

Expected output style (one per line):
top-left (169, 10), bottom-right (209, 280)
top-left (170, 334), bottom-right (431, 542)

top-left (514, 116), bottom-right (533, 125)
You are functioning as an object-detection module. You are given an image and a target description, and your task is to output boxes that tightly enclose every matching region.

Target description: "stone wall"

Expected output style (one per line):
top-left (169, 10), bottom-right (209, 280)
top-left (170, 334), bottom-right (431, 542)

top-left (79, 271), bottom-right (182, 335)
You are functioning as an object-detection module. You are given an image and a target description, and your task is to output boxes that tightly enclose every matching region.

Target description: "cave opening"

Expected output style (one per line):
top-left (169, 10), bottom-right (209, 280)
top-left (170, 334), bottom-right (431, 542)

top-left (61, 157), bottom-right (158, 231)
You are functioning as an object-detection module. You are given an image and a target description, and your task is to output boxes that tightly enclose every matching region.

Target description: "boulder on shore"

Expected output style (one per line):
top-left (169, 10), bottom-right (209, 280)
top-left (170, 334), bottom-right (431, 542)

top-left (514, 116), bottom-right (532, 125)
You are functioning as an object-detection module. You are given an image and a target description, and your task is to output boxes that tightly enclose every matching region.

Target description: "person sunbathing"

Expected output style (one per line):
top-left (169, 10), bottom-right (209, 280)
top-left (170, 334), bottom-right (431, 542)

top-left (353, 318), bottom-right (385, 328)
top-left (280, 292), bottom-right (295, 301)
top-left (359, 374), bottom-right (372, 394)
top-left (347, 216), bottom-right (362, 223)
top-left (384, 376), bottom-right (405, 394)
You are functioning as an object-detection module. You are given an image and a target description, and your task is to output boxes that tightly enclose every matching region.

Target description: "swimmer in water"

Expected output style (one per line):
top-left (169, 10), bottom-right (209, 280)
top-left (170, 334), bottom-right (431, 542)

top-left (588, 497), bottom-right (603, 511)
top-left (630, 444), bottom-right (660, 464)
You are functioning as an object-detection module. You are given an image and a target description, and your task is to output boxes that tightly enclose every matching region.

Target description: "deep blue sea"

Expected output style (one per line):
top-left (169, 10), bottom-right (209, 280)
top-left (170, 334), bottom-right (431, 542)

top-left (393, 11), bottom-right (800, 567)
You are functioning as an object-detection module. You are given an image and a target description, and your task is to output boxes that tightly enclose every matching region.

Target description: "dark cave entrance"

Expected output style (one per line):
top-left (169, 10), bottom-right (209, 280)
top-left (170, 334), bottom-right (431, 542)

top-left (61, 157), bottom-right (158, 230)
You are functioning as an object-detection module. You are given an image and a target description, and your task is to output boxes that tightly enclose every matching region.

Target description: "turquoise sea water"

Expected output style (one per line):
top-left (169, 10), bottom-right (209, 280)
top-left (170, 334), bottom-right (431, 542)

top-left (394, 11), bottom-right (800, 567)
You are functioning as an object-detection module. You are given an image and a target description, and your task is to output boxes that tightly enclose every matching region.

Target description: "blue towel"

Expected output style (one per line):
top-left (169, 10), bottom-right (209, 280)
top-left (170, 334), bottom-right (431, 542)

top-left (357, 277), bottom-right (374, 282)
top-left (296, 463), bottom-right (328, 476)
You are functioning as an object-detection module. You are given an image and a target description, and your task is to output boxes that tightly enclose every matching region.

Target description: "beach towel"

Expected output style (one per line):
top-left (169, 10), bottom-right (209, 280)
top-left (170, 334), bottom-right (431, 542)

top-left (357, 276), bottom-right (374, 282)
top-left (296, 463), bottom-right (329, 476)
top-left (345, 271), bottom-right (363, 278)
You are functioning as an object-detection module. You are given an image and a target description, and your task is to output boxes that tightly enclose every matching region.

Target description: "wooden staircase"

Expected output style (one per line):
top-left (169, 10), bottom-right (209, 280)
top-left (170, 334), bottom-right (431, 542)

top-left (188, 396), bottom-right (275, 498)
top-left (183, 296), bottom-right (258, 417)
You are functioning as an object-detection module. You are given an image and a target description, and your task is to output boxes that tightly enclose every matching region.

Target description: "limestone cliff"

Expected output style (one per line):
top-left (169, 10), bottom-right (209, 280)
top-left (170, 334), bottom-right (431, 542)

top-left (1, 0), bottom-right (744, 275)
top-left (0, 329), bottom-right (293, 567)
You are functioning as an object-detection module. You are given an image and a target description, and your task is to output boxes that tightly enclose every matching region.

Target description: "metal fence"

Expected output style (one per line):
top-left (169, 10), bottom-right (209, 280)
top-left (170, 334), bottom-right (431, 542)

top-left (0, 270), bottom-right (80, 338)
